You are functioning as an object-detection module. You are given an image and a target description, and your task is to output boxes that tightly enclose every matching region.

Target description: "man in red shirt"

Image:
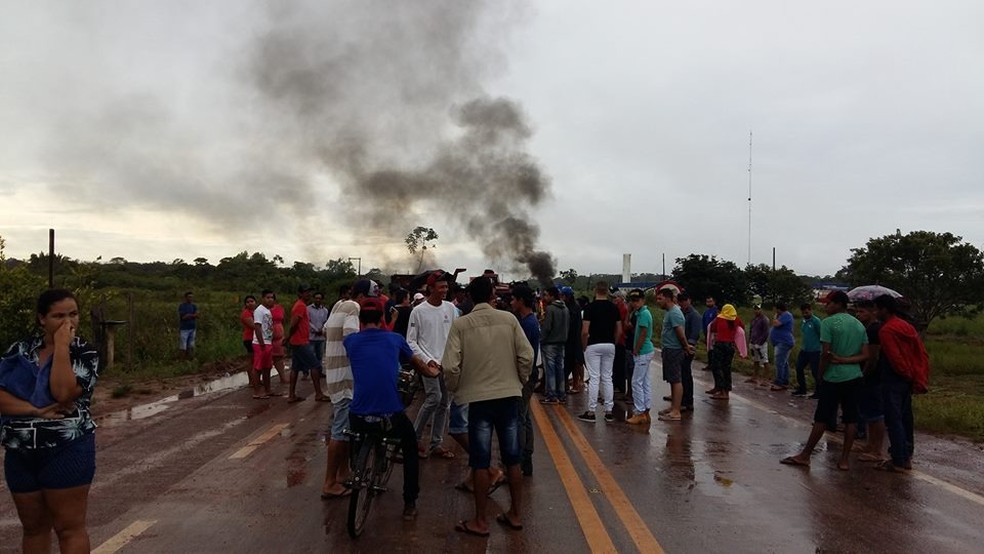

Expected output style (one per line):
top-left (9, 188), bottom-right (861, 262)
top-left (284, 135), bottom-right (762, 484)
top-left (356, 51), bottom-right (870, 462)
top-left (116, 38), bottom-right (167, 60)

top-left (287, 284), bottom-right (327, 403)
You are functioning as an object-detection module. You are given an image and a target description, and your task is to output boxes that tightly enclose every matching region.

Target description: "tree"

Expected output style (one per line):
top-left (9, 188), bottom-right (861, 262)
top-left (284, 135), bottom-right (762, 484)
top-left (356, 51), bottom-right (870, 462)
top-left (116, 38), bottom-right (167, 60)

top-left (672, 254), bottom-right (748, 306)
top-left (840, 230), bottom-right (984, 328)
top-left (0, 236), bottom-right (50, 347)
top-left (324, 258), bottom-right (356, 282)
top-left (405, 226), bottom-right (438, 272)
top-left (744, 264), bottom-right (812, 306)
top-left (560, 268), bottom-right (578, 285)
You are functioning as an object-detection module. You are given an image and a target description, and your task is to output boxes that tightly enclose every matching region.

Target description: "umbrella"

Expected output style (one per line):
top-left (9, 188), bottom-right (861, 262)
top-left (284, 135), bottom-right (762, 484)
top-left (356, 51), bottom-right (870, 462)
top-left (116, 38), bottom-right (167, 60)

top-left (847, 285), bottom-right (903, 302)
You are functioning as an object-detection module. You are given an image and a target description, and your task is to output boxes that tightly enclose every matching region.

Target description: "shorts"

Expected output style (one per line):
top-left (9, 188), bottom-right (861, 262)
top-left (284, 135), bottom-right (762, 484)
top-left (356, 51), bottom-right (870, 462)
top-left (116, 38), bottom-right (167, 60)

top-left (252, 343), bottom-right (274, 370)
top-left (749, 343), bottom-right (769, 364)
top-left (330, 397), bottom-right (351, 442)
top-left (179, 329), bottom-right (196, 350)
top-left (243, 340), bottom-right (253, 356)
top-left (290, 343), bottom-right (320, 374)
top-left (661, 348), bottom-right (685, 384)
top-left (814, 378), bottom-right (862, 429)
top-left (449, 401), bottom-right (469, 435)
top-left (468, 397), bottom-right (521, 469)
top-left (858, 381), bottom-right (884, 423)
top-left (4, 433), bottom-right (96, 493)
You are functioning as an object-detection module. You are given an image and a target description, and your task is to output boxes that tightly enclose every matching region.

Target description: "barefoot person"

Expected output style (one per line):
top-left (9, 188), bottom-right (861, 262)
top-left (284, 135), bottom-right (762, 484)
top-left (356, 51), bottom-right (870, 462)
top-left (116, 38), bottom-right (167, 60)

top-left (781, 291), bottom-right (868, 470)
top-left (445, 277), bottom-right (533, 537)
top-left (0, 289), bottom-right (99, 553)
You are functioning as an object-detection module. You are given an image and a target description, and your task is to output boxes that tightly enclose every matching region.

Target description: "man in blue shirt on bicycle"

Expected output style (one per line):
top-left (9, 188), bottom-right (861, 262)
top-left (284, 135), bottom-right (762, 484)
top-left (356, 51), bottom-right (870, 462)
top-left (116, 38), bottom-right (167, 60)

top-left (344, 297), bottom-right (437, 520)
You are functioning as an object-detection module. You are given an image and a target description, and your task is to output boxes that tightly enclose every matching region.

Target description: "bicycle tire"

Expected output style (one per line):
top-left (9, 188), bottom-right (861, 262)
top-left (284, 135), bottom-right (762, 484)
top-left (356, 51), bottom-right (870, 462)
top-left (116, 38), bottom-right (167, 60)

top-left (347, 439), bottom-right (377, 538)
top-left (380, 441), bottom-right (397, 487)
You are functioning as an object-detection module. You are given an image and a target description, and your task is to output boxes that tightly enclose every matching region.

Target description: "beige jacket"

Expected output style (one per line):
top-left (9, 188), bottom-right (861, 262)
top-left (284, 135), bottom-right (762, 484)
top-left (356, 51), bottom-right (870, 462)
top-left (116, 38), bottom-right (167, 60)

top-left (443, 303), bottom-right (533, 405)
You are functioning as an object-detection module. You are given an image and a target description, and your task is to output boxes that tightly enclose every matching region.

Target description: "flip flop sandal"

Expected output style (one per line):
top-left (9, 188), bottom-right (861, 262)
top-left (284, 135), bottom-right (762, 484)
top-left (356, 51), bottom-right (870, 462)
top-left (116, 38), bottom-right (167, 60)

top-left (780, 456), bottom-right (810, 467)
top-left (487, 476), bottom-right (508, 496)
top-left (286, 396), bottom-right (306, 404)
top-left (495, 513), bottom-right (524, 531)
top-left (874, 460), bottom-right (906, 473)
top-left (431, 448), bottom-right (455, 459)
top-left (455, 520), bottom-right (490, 537)
top-left (657, 413), bottom-right (682, 422)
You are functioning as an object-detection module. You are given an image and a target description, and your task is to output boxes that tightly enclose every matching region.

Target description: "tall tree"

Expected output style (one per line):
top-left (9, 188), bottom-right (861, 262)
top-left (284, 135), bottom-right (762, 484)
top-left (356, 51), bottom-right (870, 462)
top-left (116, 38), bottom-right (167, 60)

top-left (840, 230), bottom-right (984, 328)
top-left (559, 268), bottom-right (578, 285)
top-left (405, 226), bottom-right (438, 272)
top-left (672, 254), bottom-right (748, 306)
top-left (745, 263), bottom-right (812, 306)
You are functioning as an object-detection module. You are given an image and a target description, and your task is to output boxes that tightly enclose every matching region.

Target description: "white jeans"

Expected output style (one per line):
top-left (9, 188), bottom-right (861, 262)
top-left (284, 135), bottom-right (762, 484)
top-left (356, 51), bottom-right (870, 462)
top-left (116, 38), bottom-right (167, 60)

top-left (632, 351), bottom-right (655, 413)
top-left (584, 343), bottom-right (616, 412)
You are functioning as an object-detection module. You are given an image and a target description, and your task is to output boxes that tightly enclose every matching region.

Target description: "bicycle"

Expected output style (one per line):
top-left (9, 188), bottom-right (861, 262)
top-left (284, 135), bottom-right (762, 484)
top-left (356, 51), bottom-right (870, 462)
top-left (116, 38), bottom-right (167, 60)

top-left (344, 368), bottom-right (418, 538)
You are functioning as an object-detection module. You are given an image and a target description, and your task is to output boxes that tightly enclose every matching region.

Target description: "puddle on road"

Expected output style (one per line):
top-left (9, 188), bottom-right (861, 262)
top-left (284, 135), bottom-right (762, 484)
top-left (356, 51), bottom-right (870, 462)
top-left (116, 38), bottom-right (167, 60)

top-left (96, 372), bottom-right (251, 427)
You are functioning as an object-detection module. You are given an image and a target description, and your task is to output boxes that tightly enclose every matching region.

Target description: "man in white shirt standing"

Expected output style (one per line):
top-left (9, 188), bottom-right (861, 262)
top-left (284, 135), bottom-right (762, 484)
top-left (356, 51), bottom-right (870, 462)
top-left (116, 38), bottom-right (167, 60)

top-left (409, 271), bottom-right (458, 459)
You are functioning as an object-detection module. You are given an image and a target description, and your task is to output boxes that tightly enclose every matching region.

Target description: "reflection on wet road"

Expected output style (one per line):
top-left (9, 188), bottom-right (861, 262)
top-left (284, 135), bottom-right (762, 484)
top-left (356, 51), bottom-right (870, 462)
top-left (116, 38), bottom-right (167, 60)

top-left (1, 361), bottom-right (981, 553)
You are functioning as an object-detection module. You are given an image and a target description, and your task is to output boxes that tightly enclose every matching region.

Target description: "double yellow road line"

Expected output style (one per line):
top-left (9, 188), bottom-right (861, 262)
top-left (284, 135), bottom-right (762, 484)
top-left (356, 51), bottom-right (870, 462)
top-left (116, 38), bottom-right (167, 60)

top-left (530, 402), bottom-right (665, 554)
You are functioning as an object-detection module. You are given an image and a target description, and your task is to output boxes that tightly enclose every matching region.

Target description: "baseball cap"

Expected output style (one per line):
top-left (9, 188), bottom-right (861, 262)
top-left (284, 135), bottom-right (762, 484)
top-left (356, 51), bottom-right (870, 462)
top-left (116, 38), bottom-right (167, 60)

top-left (821, 290), bottom-right (850, 305)
top-left (627, 288), bottom-right (645, 301)
top-left (560, 286), bottom-right (574, 297)
top-left (413, 292), bottom-right (425, 301)
top-left (358, 297), bottom-right (385, 313)
top-left (352, 279), bottom-right (379, 297)
top-left (426, 269), bottom-right (448, 287)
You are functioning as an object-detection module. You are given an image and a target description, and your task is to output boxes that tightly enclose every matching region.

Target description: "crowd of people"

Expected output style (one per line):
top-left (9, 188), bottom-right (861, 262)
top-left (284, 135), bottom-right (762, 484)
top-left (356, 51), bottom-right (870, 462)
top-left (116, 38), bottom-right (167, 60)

top-left (230, 273), bottom-right (931, 536)
top-left (0, 274), bottom-right (931, 550)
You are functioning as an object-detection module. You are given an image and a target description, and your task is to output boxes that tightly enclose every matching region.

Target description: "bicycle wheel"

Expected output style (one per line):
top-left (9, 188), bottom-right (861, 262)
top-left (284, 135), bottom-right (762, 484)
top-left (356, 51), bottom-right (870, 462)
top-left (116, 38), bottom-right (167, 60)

top-left (380, 441), bottom-right (398, 487)
top-left (347, 439), bottom-right (377, 538)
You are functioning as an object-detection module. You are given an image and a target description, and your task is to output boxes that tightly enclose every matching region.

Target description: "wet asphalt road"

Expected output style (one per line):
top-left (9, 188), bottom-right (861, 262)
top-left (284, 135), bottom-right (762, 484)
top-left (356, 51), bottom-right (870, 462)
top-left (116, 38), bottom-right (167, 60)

top-left (1, 359), bottom-right (982, 553)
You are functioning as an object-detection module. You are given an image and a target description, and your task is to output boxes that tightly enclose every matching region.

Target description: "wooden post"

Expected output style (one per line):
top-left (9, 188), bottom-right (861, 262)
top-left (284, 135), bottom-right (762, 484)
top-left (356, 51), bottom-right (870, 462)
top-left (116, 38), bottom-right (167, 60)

top-left (48, 229), bottom-right (54, 288)
top-left (127, 292), bottom-right (134, 372)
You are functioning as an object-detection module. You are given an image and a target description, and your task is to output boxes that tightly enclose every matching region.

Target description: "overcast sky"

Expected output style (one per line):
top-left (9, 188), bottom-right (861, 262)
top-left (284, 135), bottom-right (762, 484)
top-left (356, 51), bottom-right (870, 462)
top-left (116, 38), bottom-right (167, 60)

top-left (2, 0), bottom-right (982, 279)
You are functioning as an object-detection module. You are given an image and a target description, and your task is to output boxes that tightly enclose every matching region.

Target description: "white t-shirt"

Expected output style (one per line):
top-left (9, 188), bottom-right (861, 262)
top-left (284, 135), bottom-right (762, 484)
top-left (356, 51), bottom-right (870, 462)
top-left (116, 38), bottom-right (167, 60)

top-left (407, 300), bottom-right (458, 364)
top-left (252, 304), bottom-right (273, 344)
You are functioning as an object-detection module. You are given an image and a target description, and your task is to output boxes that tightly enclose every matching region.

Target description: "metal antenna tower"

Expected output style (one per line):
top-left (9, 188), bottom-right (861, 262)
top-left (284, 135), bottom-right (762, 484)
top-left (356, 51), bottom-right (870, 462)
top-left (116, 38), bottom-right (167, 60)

top-left (747, 130), bottom-right (753, 266)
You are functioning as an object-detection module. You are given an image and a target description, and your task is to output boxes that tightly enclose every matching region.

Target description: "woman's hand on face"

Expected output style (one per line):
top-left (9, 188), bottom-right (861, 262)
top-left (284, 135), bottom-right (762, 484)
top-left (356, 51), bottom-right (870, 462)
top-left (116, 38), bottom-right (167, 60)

top-left (53, 319), bottom-right (76, 348)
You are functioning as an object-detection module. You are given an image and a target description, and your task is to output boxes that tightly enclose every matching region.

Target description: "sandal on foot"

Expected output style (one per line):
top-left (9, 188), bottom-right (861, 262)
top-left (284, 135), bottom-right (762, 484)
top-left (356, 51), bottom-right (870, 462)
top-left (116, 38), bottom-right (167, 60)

top-left (488, 475), bottom-right (508, 496)
top-left (657, 413), bottom-right (682, 422)
top-left (455, 520), bottom-right (490, 537)
top-left (431, 447), bottom-right (455, 459)
top-left (286, 396), bottom-right (305, 404)
top-left (780, 456), bottom-right (810, 467)
top-left (495, 513), bottom-right (523, 531)
top-left (874, 460), bottom-right (906, 473)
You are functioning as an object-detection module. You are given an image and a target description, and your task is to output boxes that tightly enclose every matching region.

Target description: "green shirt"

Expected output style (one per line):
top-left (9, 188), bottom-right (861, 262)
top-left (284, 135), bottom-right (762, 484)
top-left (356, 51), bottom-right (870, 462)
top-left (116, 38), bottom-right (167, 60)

top-left (633, 307), bottom-right (655, 355)
top-left (661, 305), bottom-right (686, 349)
top-left (801, 315), bottom-right (823, 352)
top-left (819, 312), bottom-right (866, 382)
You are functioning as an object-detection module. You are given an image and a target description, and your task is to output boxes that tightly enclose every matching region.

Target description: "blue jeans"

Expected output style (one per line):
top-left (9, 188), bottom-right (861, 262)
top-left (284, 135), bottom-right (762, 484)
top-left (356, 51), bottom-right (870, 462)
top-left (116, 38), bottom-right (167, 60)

top-left (413, 374), bottom-right (450, 451)
top-left (631, 351), bottom-right (655, 413)
top-left (468, 397), bottom-right (521, 469)
top-left (794, 350), bottom-right (820, 393)
top-left (882, 370), bottom-right (914, 466)
top-left (773, 342), bottom-right (793, 386)
top-left (449, 401), bottom-right (468, 435)
top-left (542, 343), bottom-right (566, 400)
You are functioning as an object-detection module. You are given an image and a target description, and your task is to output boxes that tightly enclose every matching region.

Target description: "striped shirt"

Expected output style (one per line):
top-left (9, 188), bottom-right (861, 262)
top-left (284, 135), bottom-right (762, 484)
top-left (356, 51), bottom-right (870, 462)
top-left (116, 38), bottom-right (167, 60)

top-left (323, 300), bottom-right (359, 403)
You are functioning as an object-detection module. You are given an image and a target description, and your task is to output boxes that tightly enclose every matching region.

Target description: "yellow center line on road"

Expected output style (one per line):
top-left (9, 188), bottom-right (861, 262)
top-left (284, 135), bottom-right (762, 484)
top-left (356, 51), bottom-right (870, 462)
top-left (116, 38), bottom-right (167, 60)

top-left (229, 422), bottom-right (290, 460)
top-left (553, 407), bottom-right (667, 554)
top-left (92, 519), bottom-right (156, 554)
top-left (530, 401), bottom-right (618, 553)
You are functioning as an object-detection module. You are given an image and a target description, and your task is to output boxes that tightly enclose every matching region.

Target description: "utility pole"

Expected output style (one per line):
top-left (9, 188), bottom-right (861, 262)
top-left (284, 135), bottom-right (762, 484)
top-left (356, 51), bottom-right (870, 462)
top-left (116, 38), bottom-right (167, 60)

top-left (747, 131), bottom-right (753, 267)
top-left (48, 229), bottom-right (55, 288)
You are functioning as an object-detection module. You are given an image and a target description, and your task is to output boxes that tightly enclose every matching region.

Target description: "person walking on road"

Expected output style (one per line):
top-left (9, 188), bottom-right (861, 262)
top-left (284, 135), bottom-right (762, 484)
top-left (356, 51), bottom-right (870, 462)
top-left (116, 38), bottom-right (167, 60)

top-left (343, 298), bottom-right (438, 520)
top-left (678, 293), bottom-right (702, 412)
top-left (286, 285), bottom-right (327, 403)
top-left (539, 286), bottom-right (568, 405)
top-left (747, 304), bottom-right (770, 384)
top-left (577, 281), bottom-right (622, 423)
top-left (444, 277), bottom-right (534, 537)
top-left (409, 271), bottom-right (458, 459)
top-left (0, 289), bottom-right (99, 554)
top-left (707, 304), bottom-right (745, 401)
top-left (793, 303), bottom-right (823, 397)
top-left (307, 291), bottom-right (330, 365)
top-left (781, 291), bottom-right (868, 470)
top-left (655, 288), bottom-right (694, 421)
top-left (874, 294), bottom-right (929, 473)
top-left (770, 302), bottom-right (795, 391)
top-left (625, 289), bottom-right (655, 424)
top-left (511, 285), bottom-right (540, 476)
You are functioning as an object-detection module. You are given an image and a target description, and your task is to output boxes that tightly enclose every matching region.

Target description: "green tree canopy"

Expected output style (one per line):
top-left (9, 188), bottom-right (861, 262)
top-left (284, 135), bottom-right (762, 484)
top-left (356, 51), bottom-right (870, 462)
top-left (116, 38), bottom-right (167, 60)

top-left (840, 230), bottom-right (984, 327)
top-left (405, 226), bottom-right (438, 272)
top-left (672, 254), bottom-right (748, 306)
top-left (745, 263), bottom-right (812, 306)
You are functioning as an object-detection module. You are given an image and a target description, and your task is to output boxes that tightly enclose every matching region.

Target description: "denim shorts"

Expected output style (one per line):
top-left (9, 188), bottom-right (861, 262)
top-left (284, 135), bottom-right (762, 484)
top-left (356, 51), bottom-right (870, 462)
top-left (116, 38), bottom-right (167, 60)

top-left (449, 401), bottom-right (469, 435)
top-left (4, 433), bottom-right (96, 493)
top-left (468, 397), bottom-right (521, 469)
top-left (179, 329), bottom-right (196, 350)
top-left (330, 397), bottom-right (351, 442)
top-left (814, 378), bottom-right (861, 429)
top-left (290, 343), bottom-right (321, 374)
